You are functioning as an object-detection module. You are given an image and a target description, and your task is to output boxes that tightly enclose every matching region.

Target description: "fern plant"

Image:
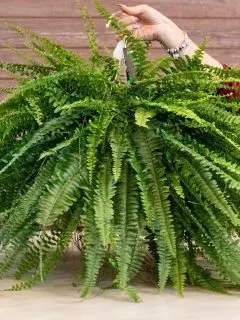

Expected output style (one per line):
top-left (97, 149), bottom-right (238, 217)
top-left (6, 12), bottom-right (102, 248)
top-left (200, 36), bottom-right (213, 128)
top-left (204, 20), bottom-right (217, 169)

top-left (1, 0), bottom-right (240, 301)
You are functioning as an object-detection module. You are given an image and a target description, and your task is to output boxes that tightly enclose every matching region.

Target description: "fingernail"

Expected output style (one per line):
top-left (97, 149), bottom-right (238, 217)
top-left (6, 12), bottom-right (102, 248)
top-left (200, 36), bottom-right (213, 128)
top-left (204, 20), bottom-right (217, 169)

top-left (133, 23), bottom-right (141, 30)
top-left (117, 4), bottom-right (125, 7)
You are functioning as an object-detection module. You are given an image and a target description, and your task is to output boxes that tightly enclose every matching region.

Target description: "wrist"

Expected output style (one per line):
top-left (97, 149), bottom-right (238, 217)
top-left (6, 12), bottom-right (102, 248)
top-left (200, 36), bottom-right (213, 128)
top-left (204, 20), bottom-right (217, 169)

top-left (155, 24), bottom-right (185, 49)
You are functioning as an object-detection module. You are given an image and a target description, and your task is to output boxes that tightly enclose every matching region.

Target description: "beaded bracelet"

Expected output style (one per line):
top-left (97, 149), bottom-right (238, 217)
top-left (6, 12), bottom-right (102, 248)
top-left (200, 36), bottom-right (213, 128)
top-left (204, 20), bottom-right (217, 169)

top-left (164, 32), bottom-right (190, 59)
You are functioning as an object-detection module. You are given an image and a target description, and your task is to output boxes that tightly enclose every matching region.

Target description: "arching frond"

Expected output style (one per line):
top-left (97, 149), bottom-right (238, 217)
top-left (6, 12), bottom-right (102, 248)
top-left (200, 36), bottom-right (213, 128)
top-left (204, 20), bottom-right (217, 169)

top-left (86, 110), bottom-right (113, 182)
top-left (113, 160), bottom-right (143, 301)
top-left (109, 127), bottom-right (128, 182)
top-left (133, 129), bottom-right (176, 257)
top-left (0, 116), bottom-right (73, 175)
top-left (36, 152), bottom-right (83, 227)
top-left (93, 154), bottom-right (116, 246)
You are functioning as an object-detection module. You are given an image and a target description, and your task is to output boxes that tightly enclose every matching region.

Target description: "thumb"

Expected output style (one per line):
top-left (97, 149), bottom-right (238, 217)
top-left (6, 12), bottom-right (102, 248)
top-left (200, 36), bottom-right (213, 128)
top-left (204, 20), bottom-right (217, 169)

top-left (118, 4), bottom-right (146, 17)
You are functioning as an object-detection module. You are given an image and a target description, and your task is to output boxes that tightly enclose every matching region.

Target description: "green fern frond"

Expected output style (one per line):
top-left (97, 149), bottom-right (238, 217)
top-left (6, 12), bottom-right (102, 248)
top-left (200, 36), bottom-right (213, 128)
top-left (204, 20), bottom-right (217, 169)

top-left (87, 110), bottom-right (114, 182)
top-left (192, 37), bottom-right (208, 65)
top-left (0, 223), bottom-right (36, 279)
top-left (126, 286), bottom-right (141, 303)
top-left (80, 186), bottom-right (105, 298)
top-left (54, 98), bottom-right (105, 115)
top-left (189, 103), bottom-right (240, 139)
top-left (113, 160), bottom-right (144, 300)
top-left (25, 96), bottom-right (43, 125)
top-left (196, 143), bottom-right (240, 179)
top-left (1, 1), bottom-right (240, 300)
top-left (0, 61), bottom-right (54, 79)
top-left (127, 139), bottom-right (154, 227)
top-left (0, 158), bottom-right (56, 247)
top-left (80, 242), bottom-right (105, 298)
top-left (0, 108), bottom-right (31, 141)
top-left (164, 133), bottom-right (240, 193)
top-left (6, 22), bottom-right (85, 69)
top-left (94, 0), bottom-right (149, 78)
top-left (93, 154), bottom-right (116, 247)
top-left (170, 222), bottom-right (187, 296)
top-left (8, 204), bottom-right (82, 290)
top-left (127, 235), bottom-right (146, 282)
top-left (168, 173), bottom-right (185, 199)
top-left (15, 230), bottom-right (60, 280)
top-left (179, 155), bottom-right (239, 226)
top-left (133, 129), bottom-right (176, 257)
top-left (36, 152), bottom-right (83, 227)
top-left (173, 182), bottom-right (240, 284)
top-left (156, 236), bottom-right (172, 292)
top-left (186, 257), bottom-right (227, 293)
top-left (3, 44), bottom-right (38, 64)
top-left (135, 107), bottom-right (156, 128)
top-left (109, 128), bottom-right (128, 182)
top-left (6, 276), bottom-right (39, 292)
top-left (78, 4), bottom-right (100, 64)
top-left (134, 100), bottom-right (240, 152)
top-left (0, 86), bottom-right (15, 95)
top-left (36, 204), bottom-right (83, 282)
top-left (39, 128), bottom-right (82, 160)
top-left (0, 116), bottom-right (73, 175)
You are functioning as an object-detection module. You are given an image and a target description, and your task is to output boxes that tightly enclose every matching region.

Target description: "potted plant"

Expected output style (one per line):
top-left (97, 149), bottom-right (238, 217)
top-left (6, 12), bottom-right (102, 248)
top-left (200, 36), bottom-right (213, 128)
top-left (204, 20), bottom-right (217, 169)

top-left (0, 1), bottom-right (240, 301)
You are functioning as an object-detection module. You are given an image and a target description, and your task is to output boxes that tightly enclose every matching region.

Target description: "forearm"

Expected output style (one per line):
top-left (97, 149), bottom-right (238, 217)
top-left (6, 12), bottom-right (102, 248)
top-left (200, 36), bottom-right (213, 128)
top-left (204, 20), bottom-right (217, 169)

top-left (158, 25), bottom-right (223, 68)
top-left (179, 39), bottom-right (223, 68)
top-left (114, 4), bottom-right (223, 69)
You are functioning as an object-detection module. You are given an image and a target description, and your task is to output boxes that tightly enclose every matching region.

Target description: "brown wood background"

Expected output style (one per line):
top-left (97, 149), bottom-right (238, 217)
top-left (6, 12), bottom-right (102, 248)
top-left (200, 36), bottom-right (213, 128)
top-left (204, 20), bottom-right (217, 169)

top-left (0, 0), bottom-right (239, 88)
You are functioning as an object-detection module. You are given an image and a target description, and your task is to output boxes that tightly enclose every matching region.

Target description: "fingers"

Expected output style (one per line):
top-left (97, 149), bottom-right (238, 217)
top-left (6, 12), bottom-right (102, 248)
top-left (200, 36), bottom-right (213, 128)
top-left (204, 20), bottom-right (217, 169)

top-left (128, 23), bottom-right (141, 33)
top-left (115, 24), bottom-right (141, 42)
top-left (111, 10), bottom-right (126, 18)
top-left (112, 4), bottom-right (147, 21)
top-left (109, 9), bottom-right (139, 31)
top-left (117, 4), bottom-right (170, 25)
top-left (118, 4), bottom-right (147, 17)
top-left (111, 10), bottom-right (139, 25)
top-left (127, 24), bottom-right (148, 40)
top-left (119, 15), bottom-right (139, 26)
top-left (111, 4), bottom-right (147, 42)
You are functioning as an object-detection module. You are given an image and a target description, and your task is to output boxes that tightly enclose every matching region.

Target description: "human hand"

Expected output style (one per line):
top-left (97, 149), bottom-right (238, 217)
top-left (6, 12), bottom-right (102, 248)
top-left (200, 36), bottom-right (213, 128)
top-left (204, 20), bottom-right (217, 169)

top-left (112, 4), bottom-right (185, 49)
top-left (111, 4), bottom-right (223, 68)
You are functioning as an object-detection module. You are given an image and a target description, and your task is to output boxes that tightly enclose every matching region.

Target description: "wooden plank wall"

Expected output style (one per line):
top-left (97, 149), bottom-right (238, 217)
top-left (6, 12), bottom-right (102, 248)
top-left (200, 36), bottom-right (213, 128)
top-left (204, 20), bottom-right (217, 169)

top-left (0, 0), bottom-right (239, 88)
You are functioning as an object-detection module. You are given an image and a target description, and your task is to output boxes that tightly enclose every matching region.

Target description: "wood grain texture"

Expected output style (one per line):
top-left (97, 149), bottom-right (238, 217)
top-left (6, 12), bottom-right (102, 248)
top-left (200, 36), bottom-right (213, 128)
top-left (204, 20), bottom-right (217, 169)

top-left (1, 47), bottom-right (239, 64)
top-left (0, 0), bottom-right (240, 18)
top-left (0, 18), bottom-right (239, 49)
top-left (0, 79), bottom-right (16, 100)
top-left (0, 0), bottom-right (239, 87)
top-left (0, 47), bottom-right (239, 81)
top-left (0, 79), bottom-right (16, 87)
